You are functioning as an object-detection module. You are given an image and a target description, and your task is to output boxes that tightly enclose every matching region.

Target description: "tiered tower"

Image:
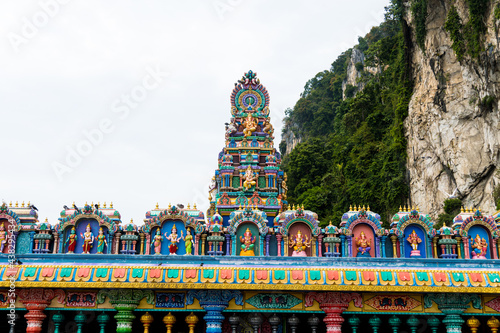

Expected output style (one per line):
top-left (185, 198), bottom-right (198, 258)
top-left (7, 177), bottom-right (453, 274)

top-left (207, 71), bottom-right (287, 227)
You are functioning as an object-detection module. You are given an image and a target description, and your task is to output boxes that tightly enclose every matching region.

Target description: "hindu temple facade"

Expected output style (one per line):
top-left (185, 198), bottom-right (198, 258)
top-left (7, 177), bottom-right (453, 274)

top-left (1, 71), bottom-right (500, 333)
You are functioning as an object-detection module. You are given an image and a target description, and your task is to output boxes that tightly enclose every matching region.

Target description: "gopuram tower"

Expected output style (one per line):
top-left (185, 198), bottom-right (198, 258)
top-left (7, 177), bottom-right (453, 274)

top-left (207, 71), bottom-right (287, 256)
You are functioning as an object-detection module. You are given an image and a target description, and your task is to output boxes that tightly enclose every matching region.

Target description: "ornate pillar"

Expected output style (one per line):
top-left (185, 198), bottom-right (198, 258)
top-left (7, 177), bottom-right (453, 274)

top-left (265, 234), bottom-right (271, 256)
top-left (18, 289), bottom-right (66, 333)
top-left (492, 238), bottom-right (499, 260)
top-left (424, 293), bottom-right (482, 333)
top-left (186, 290), bottom-right (244, 333)
top-left (390, 235), bottom-right (398, 258)
top-left (381, 236), bottom-right (387, 257)
top-left (201, 234), bottom-right (207, 255)
top-left (53, 233), bottom-right (59, 254)
top-left (140, 312), bottom-right (153, 333)
top-left (163, 312), bottom-right (176, 333)
top-left (185, 312), bottom-right (199, 333)
top-left (466, 316), bottom-right (480, 333)
top-left (318, 235), bottom-right (323, 257)
top-left (139, 233), bottom-right (145, 255)
top-left (74, 312), bottom-right (86, 333)
top-left (462, 237), bottom-right (470, 259)
top-left (114, 232), bottom-right (122, 254)
top-left (433, 237), bottom-right (438, 258)
top-left (194, 234), bottom-right (200, 255)
top-left (455, 236), bottom-right (462, 259)
top-left (488, 317), bottom-right (500, 333)
top-left (284, 236), bottom-right (288, 256)
top-left (312, 236), bottom-right (317, 257)
top-left (305, 292), bottom-right (362, 332)
top-left (97, 289), bottom-right (155, 333)
top-left (97, 312), bottom-right (110, 333)
top-left (52, 311), bottom-right (64, 333)
top-left (225, 234), bottom-right (231, 255)
top-left (276, 234), bottom-right (282, 256)
top-left (145, 233), bottom-right (151, 255)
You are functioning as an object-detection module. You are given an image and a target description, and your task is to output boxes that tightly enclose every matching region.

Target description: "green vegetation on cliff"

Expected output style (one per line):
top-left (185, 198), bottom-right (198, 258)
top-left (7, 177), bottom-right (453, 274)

top-left (280, 1), bottom-right (413, 227)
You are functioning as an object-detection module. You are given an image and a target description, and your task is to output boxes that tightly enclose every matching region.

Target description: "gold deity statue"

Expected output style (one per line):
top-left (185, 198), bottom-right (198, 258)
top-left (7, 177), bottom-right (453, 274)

top-left (355, 231), bottom-right (371, 257)
top-left (289, 230), bottom-right (310, 257)
top-left (243, 165), bottom-right (256, 191)
top-left (243, 113), bottom-right (257, 137)
top-left (240, 228), bottom-right (256, 256)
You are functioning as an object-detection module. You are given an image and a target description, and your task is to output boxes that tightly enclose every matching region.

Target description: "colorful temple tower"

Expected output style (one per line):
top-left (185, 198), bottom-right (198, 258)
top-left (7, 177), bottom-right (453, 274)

top-left (208, 70), bottom-right (284, 224)
top-left (1, 72), bottom-right (500, 333)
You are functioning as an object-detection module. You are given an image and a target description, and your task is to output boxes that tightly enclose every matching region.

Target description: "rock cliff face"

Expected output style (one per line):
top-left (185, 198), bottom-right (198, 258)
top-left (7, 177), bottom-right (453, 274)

top-left (405, 0), bottom-right (500, 217)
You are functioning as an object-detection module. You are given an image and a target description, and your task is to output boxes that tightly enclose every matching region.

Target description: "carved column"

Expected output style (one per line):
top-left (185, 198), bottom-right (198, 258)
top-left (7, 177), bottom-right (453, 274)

top-left (432, 237), bottom-right (438, 258)
top-left (18, 289), bottom-right (65, 333)
top-left (265, 234), bottom-right (271, 256)
top-left (201, 234), bottom-right (207, 255)
top-left (97, 289), bottom-right (155, 333)
top-left (139, 233), bottom-right (145, 255)
top-left (194, 234), bottom-right (200, 255)
top-left (114, 232), bottom-right (122, 254)
top-left (312, 236), bottom-right (317, 257)
top-left (53, 233), bottom-right (59, 254)
top-left (318, 235), bottom-right (323, 257)
top-left (276, 234), bottom-right (282, 256)
top-left (424, 293), bottom-right (482, 333)
top-left (185, 312), bottom-right (199, 333)
top-left (454, 236), bottom-right (461, 258)
top-left (462, 237), bottom-right (469, 259)
top-left (492, 238), bottom-right (499, 260)
top-left (225, 234), bottom-right (231, 255)
top-left (390, 235), bottom-right (398, 258)
top-left (305, 292), bottom-right (362, 333)
top-left (186, 290), bottom-right (244, 333)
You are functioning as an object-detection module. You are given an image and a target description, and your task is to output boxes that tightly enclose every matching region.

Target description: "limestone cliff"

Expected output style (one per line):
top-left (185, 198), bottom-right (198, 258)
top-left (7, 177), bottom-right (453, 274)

top-left (405, 0), bottom-right (500, 217)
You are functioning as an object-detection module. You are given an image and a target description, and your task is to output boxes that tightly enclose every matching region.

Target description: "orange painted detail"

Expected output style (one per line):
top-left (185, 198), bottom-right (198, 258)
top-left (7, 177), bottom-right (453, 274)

top-left (256, 270), bottom-right (268, 280)
top-left (363, 271), bottom-right (375, 281)
top-left (41, 267), bottom-right (54, 277)
top-left (327, 270), bottom-right (339, 280)
top-left (291, 270), bottom-right (304, 280)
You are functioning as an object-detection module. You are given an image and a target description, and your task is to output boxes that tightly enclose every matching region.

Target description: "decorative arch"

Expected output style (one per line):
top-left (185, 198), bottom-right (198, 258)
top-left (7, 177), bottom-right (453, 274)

top-left (280, 217), bottom-right (320, 237)
top-left (344, 211), bottom-right (382, 235)
top-left (228, 208), bottom-right (268, 234)
top-left (396, 213), bottom-right (434, 237)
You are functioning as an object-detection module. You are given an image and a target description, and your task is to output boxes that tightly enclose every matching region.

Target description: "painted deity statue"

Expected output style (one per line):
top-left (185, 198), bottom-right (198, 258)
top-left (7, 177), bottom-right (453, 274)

top-left (243, 166), bottom-right (256, 191)
top-left (406, 230), bottom-right (422, 257)
top-left (153, 229), bottom-right (163, 255)
top-left (80, 224), bottom-right (94, 254)
top-left (184, 228), bottom-right (194, 255)
top-left (96, 227), bottom-right (107, 254)
top-left (240, 228), bottom-right (256, 256)
top-left (243, 113), bottom-right (257, 137)
top-left (471, 234), bottom-right (488, 259)
top-left (263, 117), bottom-right (274, 138)
top-left (0, 223), bottom-right (7, 253)
top-left (289, 230), bottom-right (311, 257)
top-left (355, 231), bottom-right (371, 257)
top-left (165, 224), bottom-right (183, 255)
top-left (65, 227), bottom-right (77, 254)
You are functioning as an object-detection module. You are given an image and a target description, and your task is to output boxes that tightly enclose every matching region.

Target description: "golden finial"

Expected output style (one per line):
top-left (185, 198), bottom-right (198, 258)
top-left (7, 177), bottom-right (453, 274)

top-left (110, 202), bottom-right (113, 208)
top-left (193, 203), bottom-right (197, 209)
top-left (168, 203), bottom-right (172, 209)
top-left (27, 201), bottom-right (30, 207)
top-left (399, 205), bottom-right (402, 212)
top-left (350, 205), bottom-right (353, 211)
top-left (301, 204), bottom-right (305, 210)
top-left (411, 205), bottom-right (415, 210)
top-left (103, 202), bottom-right (107, 208)
top-left (461, 206), bottom-right (464, 213)
top-left (487, 316), bottom-right (500, 331)
top-left (130, 218), bottom-right (133, 224)
top-left (362, 205), bottom-right (366, 210)
top-left (15, 201), bottom-right (18, 208)
top-left (155, 202), bottom-right (159, 209)
top-left (44, 218), bottom-right (48, 223)
top-left (21, 201), bottom-right (25, 208)
top-left (417, 206), bottom-right (420, 211)
top-left (479, 207), bottom-right (482, 212)
top-left (8, 201), bottom-right (12, 207)
top-left (91, 201), bottom-right (94, 207)
top-left (98, 202), bottom-right (100, 208)
top-left (187, 203), bottom-right (191, 209)
top-left (467, 316), bottom-right (480, 333)
top-left (85, 201), bottom-right (88, 206)
top-left (329, 220), bottom-right (332, 226)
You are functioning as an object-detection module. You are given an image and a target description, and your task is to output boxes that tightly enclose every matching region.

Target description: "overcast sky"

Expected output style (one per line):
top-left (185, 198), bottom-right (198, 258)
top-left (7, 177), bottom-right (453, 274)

top-left (1, 0), bottom-right (390, 225)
